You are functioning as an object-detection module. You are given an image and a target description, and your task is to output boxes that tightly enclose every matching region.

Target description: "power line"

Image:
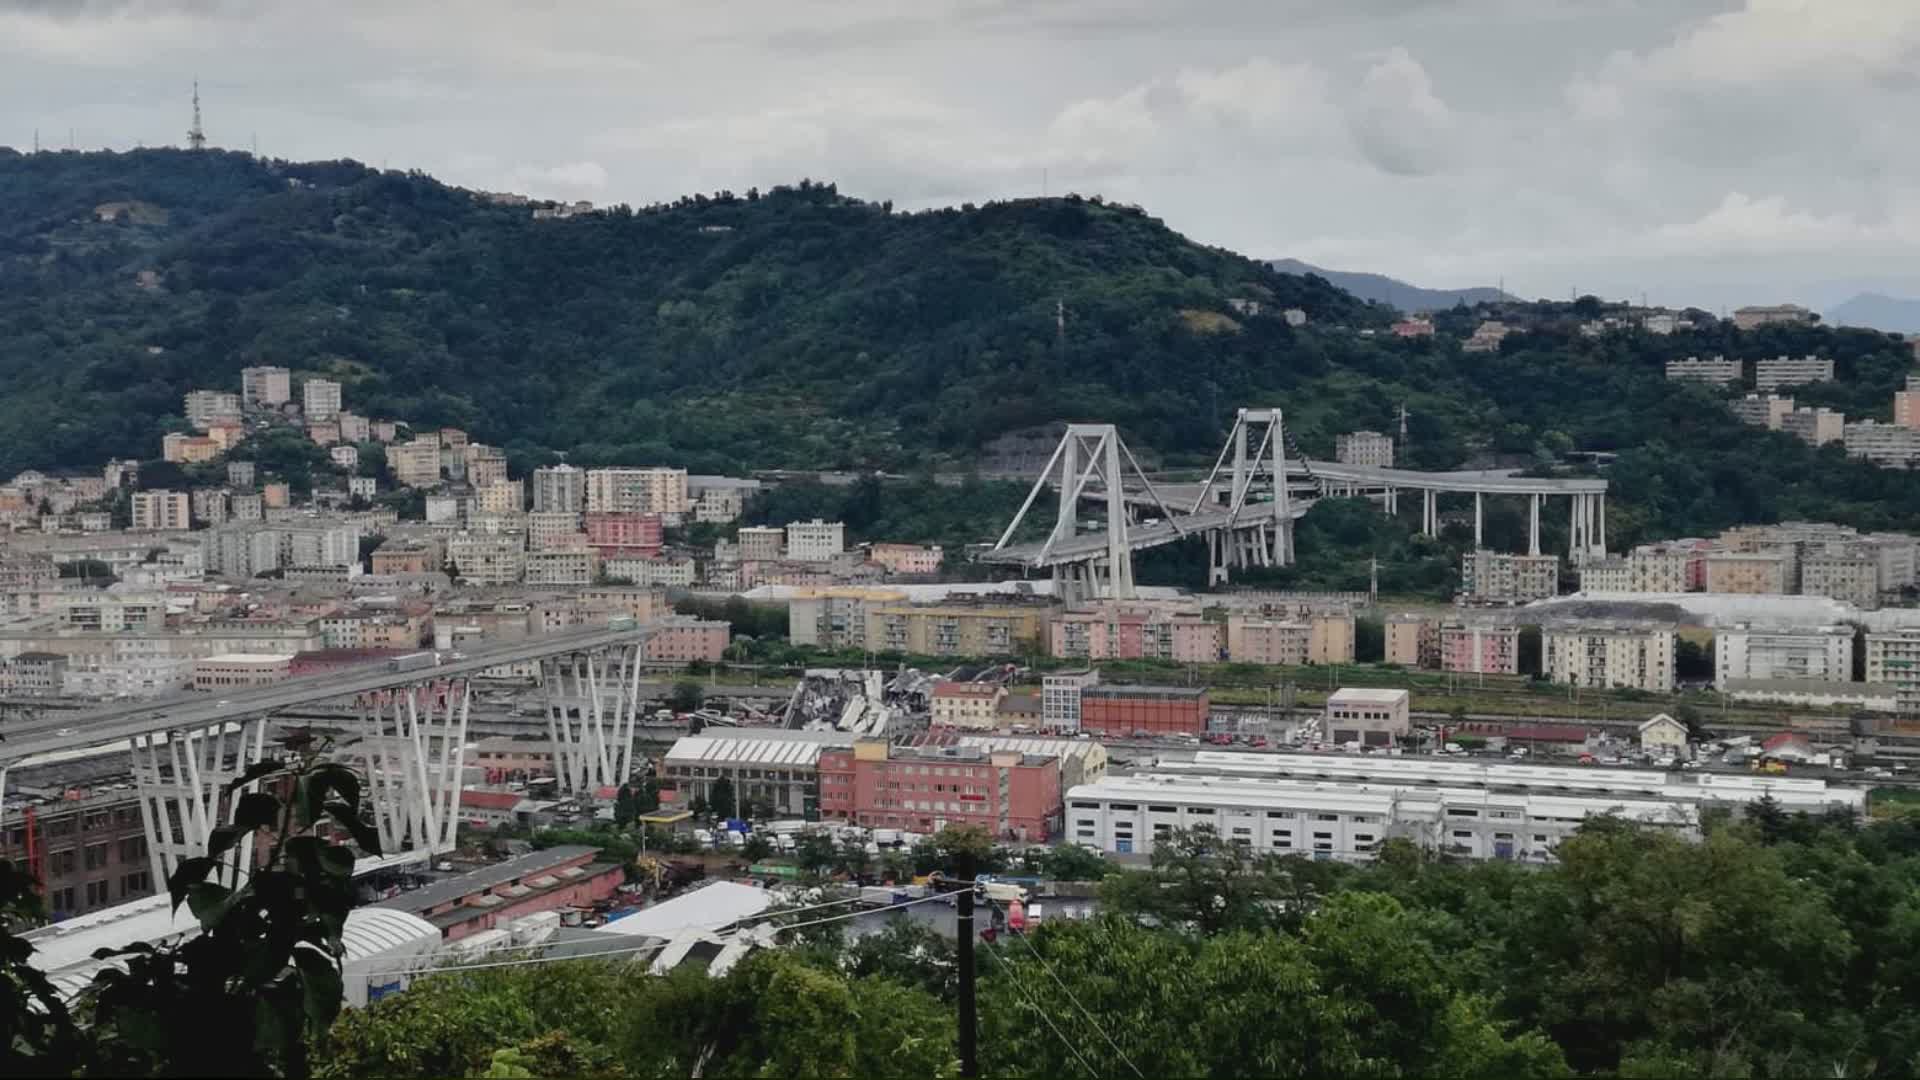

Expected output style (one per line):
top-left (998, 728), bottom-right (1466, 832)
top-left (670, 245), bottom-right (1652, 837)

top-left (987, 899), bottom-right (1144, 1079)
top-left (983, 930), bottom-right (1100, 1078)
top-left (355, 890), bottom-right (950, 978)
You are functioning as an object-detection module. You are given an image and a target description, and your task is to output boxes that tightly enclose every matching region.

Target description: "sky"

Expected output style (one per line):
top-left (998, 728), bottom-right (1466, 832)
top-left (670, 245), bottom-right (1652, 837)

top-left (3, 0), bottom-right (1918, 311)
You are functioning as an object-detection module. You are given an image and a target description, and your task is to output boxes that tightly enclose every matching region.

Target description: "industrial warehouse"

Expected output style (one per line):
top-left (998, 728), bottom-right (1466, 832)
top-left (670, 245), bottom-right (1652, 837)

top-left (1066, 752), bottom-right (1865, 861)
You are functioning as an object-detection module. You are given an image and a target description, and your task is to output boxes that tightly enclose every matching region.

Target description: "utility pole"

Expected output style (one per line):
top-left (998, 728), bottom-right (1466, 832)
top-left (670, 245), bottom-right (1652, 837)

top-left (188, 79), bottom-right (206, 151)
top-left (947, 858), bottom-right (980, 1077)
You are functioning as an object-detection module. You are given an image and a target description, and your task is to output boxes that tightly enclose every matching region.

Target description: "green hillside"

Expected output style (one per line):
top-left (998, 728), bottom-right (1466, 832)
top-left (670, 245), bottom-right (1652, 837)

top-left (0, 148), bottom-right (1372, 478)
top-left (3, 148), bottom-right (1920, 566)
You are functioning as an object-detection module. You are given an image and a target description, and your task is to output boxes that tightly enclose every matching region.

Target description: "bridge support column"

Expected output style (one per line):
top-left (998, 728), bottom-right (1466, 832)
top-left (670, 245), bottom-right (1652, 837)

top-left (1422, 490), bottom-right (1438, 537)
top-left (358, 678), bottom-right (471, 856)
top-left (131, 718), bottom-right (271, 892)
top-left (1597, 494), bottom-right (1607, 556)
top-left (1474, 492), bottom-right (1483, 548)
top-left (540, 645), bottom-right (644, 797)
top-left (1529, 495), bottom-right (1541, 556)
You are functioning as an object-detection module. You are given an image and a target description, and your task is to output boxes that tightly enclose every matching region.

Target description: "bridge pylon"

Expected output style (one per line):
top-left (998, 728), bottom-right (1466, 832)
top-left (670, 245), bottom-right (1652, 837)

top-left (130, 719), bottom-right (272, 892)
top-left (991, 424), bottom-right (1177, 604)
top-left (355, 678), bottom-right (471, 857)
top-left (1193, 407), bottom-right (1299, 583)
top-left (538, 643), bottom-right (645, 796)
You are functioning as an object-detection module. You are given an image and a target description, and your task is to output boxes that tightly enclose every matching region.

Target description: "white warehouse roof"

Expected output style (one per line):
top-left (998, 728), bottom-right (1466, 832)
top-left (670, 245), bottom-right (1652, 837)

top-left (664, 731), bottom-right (855, 769)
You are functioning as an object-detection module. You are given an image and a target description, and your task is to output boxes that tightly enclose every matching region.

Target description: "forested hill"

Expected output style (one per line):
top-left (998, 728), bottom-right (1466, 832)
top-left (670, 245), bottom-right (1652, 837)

top-left (6, 148), bottom-right (1920, 555)
top-left (0, 148), bottom-right (1376, 477)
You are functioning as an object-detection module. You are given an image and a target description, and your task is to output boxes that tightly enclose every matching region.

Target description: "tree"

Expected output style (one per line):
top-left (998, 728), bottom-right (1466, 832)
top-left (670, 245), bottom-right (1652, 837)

top-left (838, 836), bottom-right (873, 881)
top-left (742, 833), bottom-right (774, 863)
top-left (1098, 825), bottom-right (1304, 936)
top-left (707, 776), bottom-right (738, 821)
top-left (669, 680), bottom-right (704, 714)
top-left (84, 748), bottom-right (384, 1077)
top-left (795, 832), bottom-right (837, 878)
top-left (1041, 842), bottom-right (1113, 882)
top-left (613, 783), bottom-right (637, 827)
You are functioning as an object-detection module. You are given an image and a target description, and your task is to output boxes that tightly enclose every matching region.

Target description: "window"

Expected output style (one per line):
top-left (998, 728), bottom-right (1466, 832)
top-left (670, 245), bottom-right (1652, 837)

top-left (50, 886), bottom-right (76, 912)
top-left (1314, 813), bottom-right (1339, 822)
top-left (1451, 830), bottom-right (1473, 839)
top-left (49, 849), bottom-right (76, 875)
top-left (1070, 801), bottom-right (1098, 810)
top-left (1147, 805), bottom-right (1177, 814)
top-left (85, 880), bottom-right (111, 906)
top-left (84, 843), bottom-right (109, 870)
top-left (1446, 808), bottom-right (1480, 818)
top-left (1187, 807), bottom-right (1214, 817)
top-left (1266, 811), bottom-right (1293, 819)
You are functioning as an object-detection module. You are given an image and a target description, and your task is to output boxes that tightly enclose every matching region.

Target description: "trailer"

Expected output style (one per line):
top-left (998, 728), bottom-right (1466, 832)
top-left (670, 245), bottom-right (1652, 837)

top-left (387, 651), bottom-right (439, 672)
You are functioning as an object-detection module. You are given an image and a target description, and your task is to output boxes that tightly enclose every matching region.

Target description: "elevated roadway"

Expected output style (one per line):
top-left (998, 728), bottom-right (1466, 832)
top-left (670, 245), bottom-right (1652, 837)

top-left (0, 624), bottom-right (653, 765)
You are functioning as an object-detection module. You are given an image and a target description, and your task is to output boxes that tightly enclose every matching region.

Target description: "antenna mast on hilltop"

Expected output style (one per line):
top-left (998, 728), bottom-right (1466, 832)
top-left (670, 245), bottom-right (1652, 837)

top-left (188, 80), bottom-right (207, 151)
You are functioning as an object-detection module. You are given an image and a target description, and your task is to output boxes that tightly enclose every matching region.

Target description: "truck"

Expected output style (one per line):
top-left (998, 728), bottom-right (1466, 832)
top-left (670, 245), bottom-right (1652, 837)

top-left (861, 885), bottom-right (907, 907)
top-left (608, 615), bottom-right (638, 631)
top-left (387, 651), bottom-right (439, 672)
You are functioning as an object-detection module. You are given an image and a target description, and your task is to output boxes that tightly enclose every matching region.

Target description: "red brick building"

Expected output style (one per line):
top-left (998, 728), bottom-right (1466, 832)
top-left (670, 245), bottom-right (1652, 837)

top-left (817, 739), bottom-right (1062, 842)
top-left (368, 844), bottom-right (622, 942)
top-left (1078, 685), bottom-right (1210, 737)
top-left (584, 512), bottom-right (663, 558)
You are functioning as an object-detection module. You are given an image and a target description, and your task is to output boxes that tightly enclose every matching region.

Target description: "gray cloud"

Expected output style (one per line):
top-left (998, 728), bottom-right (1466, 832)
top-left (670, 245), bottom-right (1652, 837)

top-left (0, 0), bottom-right (1915, 307)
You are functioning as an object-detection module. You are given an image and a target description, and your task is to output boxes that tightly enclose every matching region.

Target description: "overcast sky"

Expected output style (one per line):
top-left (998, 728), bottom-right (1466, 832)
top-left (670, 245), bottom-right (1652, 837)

top-left (4, 0), bottom-right (1917, 310)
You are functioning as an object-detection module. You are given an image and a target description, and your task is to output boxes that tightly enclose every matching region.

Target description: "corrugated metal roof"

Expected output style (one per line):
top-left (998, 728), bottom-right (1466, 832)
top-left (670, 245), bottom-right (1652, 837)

top-left (664, 732), bottom-right (854, 768)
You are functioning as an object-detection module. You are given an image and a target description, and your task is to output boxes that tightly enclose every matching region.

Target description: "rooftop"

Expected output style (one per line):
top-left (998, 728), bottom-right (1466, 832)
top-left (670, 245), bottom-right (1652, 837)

top-left (370, 845), bottom-right (599, 916)
top-left (1082, 684), bottom-right (1207, 701)
top-left (1327, 688), bottom-right (1412, 706)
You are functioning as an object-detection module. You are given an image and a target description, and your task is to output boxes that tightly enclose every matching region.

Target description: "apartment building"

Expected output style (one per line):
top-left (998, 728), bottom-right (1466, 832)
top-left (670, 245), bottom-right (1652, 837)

top-left (1844, 421), bottom-right (1920, 468)
top-left (690, 486), bottom-right (749, 524)
top-left (523, 547), bottom-right (598, 587)
top-left (1385, 613), bottom-right (1435, 668)
top-left (1437, 622), bottom-right (1521, 675)
top-left (643, 617), bottom-right (729, 664)
top-left (817, 739), bottom-right (1062, 842)
top-left (1754, 354), bottom-right (1835, 391)
top-left (130, 489), bottom-right (190, 531)
top-left (1782, 407), bottom-right (1844, 447)
top-left (1865, 629), bottom-right (1920, 713)
top-left (183, 389), bottom-right (241, 430)
top-left (302, 378), bottom-right (342, 421)
top-left (1461, 550), bottom-right (1560, 603)
top-left (1042, 669), bottom-right (1101, 732)
top-left (1225, 611), bottom-right (1355, 665)
top-left (600, 555), bottom-right (697, 587)
top-left (263, 482), bottom-right (290, 509)
top-left (1733, 304), bottom-right (1815, 330)
top-left (1729, 393), bottom-right (1795, 430)
top-left (1334, 431), bottom-right (1394, 467)
top-left (1897, 390), bottom-right (1920, 431)
top-left (1704, 550), bottom-right (1793, 594)
top-left (785, 519), bottom-right (846, 562)
top-left (226, 460), bottom-right (256, 489)
top-left (868, 542), bottom-right (944, 576)
top-left (584, 467), bottom-right (689, 514)
top-left (445, 533), bottom-right (526, 585)
top-left (1578, 544), bottom-right (1699, 594)
top-left (864, 602), bottom-right (1050, 657)
top-left (336, 412), bottom-right (370, 443)
top-left (193, 653), bottom-right (293, 690)
top-left (160, 432), bottom-right (220, 464)
top-left (370, 542), bottom-right (440, 575)
top-left (1664, 355), bottom-right (1741, 385)
top-left (388, 438), bottom-right (443, 488)
top-left (240, 365), bottom-right (291, 407)
top-left (1543, 623), bottom-right (1676, 692)
top-left (464, 445), bottom-right (509, 489)
top-left (1800, 551), bottom-right (1882, 609)
top-left (930, 682), bottom-right (1007, 730)
top-left (1714, 624), bottom-right (1853, 690)
top-left (530, 465), bottom-right (586, 513)
top-left (583, 512), bottom-right (663, 557)
top-left (523, 511), bottom-right (582, 551)
top-left (735, 525), bottom-right (785, 561)
top-left (1051, 603), bottom-right (1222, 663)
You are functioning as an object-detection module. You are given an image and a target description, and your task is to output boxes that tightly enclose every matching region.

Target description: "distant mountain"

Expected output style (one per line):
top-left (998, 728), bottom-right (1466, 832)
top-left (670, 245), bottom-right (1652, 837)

top-left (1826, 292), bottom-right (1920, 335)
top-left (1267, 258), bottom-right (1511, 313)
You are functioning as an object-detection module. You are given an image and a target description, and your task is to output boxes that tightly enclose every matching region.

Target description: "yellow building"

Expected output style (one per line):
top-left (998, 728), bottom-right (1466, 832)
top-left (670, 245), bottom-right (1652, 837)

top-left (863, 602), bottom-right (1052, 657)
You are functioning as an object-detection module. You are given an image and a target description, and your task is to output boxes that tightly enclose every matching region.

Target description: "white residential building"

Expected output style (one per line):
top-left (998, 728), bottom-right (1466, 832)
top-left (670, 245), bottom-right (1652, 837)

top-left (130, 490), bottom-right (190, 532)
top-left (1844, 420), bottom-right (1920, 468)
top-left (785, 519), bottom-right (846, 562)
top-left (302, 378), bottom-right (343, 421)
top-left (1864, 629), bottom-right (1920, 713)
top-left (584, 467), bottom-right (689, 514)
top-left (1543, 623), bottom-right (1676, 692)
top-left (530, 465), bottom-right (586, 513)
top-left (1665, 355), bottom-right (1741, 385)
top-left (240, 365), bottom-right (291, 407)
top-left (1713, 623), bottom-right (1853, 690)
top-left (446, 533), bottom-right (526, 586)
top-left (1754, 354), bottom-right (1835, 392)
top-left (1334, 431), bottom-right (1394, 468)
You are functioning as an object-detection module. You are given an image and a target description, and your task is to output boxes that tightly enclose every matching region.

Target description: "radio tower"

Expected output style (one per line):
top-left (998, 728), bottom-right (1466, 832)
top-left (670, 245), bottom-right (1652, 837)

top-left (188, 80), bottom-right (207, 151)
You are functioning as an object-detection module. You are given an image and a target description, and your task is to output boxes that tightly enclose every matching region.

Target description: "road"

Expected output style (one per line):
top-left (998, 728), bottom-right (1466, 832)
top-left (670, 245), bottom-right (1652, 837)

top-left (0, 624), bottom-right (654, 765)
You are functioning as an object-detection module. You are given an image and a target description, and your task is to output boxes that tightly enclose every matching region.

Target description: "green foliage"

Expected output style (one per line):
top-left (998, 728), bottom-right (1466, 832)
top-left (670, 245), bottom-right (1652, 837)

top-left (668, 679), bottom-right (705, 714)
top-left (0, 858), bottom-right (83, 1073)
